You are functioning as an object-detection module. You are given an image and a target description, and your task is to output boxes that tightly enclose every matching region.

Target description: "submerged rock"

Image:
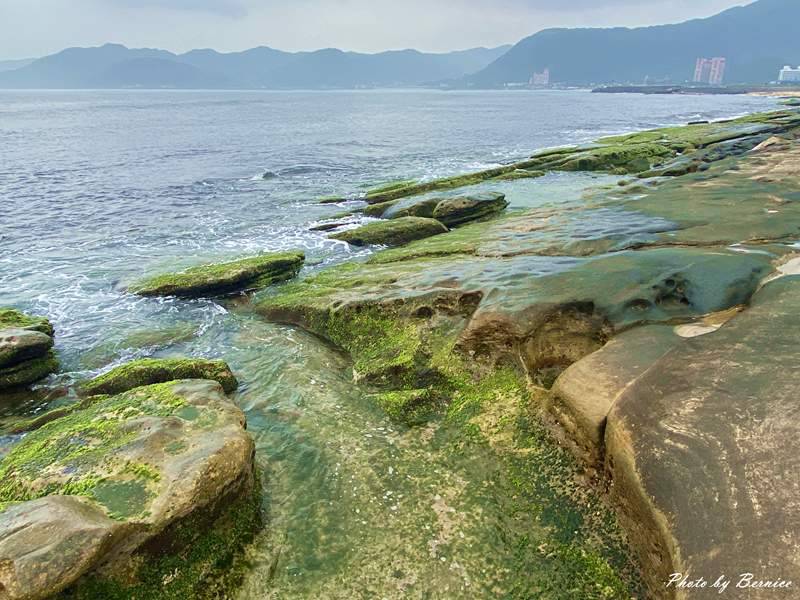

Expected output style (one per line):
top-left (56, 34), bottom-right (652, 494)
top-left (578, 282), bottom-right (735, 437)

top-left (79, 356), bottom-right (238, 397)
top-left (130, 251), bottom-right (305, 298)
top-left (432, 192), bottom-right (509, 227)
top-left (0, 379), bottom-right (257, 599)
top-left (329, 217), bottom-right (448, 247)
top-left (0, 309), bottom-right (58, 391)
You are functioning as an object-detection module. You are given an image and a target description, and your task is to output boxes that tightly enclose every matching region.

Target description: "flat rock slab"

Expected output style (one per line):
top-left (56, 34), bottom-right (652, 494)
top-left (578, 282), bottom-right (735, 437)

top-left (0, 379), bottom-right (254, 600)
top-left (130, 251), bottom-right (305, 298)
top-left (79, 356), bottom-right (238, 396)
top-left (605, 275), bottom-right (800, 598)
top-left (329, 216), bottom-right (448, 247)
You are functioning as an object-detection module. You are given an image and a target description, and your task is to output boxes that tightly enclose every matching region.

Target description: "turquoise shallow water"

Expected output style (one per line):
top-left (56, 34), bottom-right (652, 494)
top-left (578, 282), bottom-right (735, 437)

top-left (0, 89), bottom-right (778, 596)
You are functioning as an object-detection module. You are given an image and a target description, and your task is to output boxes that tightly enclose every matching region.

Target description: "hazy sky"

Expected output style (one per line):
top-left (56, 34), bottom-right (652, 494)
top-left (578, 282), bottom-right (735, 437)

top-left (0, 0), bottom-right (751, 60)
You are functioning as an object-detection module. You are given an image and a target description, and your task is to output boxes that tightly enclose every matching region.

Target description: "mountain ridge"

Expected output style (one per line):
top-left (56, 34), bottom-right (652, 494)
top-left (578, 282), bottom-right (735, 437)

top-left (467, 0), bottom-right (800, 86)
top-left (0, 43), bottom-right (511, 89)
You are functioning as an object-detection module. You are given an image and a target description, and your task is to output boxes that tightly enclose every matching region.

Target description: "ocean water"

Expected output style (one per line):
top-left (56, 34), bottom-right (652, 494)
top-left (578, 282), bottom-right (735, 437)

top-left (0, 89), bottom-right (777, 597)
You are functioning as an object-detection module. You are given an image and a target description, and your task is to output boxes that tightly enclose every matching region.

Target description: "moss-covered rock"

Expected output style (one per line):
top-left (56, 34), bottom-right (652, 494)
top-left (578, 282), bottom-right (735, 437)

top-left (130, 251), bottom-right (305, 298)
top-left (0, 309), bottom-right (58, 391)
top-left (0, 329), bottom-right (53, 369)
top-left (384, 197), bottom-right (442, 219)
top-left (329, 217), bottom-right (448, 247)
top-left (432, 192), bottom-right (509, 227)
top-left (0, 308), bottom-right (54, 337)
top-left (0, 351), bottom-right (59, 391)
top-left (79, 357), bottom-right (238, 397)
top-left (0, 379), bottom-right (257, 600)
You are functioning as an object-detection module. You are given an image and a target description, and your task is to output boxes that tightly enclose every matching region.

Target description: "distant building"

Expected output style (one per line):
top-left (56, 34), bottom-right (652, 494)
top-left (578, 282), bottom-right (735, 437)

top-left (530, 68), bottom-right (550, 86)
top-left (779, 66), bottom-right (800, 82)
top-left (693, 57), bottom-right (726, 85)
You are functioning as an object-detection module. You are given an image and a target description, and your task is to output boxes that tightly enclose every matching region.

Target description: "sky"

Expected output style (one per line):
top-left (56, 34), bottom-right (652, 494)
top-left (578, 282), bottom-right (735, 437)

top-left (0, 0), bottom-right (752, 60)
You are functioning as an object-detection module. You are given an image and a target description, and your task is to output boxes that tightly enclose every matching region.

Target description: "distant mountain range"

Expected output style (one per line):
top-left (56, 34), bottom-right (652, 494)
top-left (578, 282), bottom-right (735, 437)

top-left (468, 0), bottom-right (800, 86)
top-left (2, 0), bottom-right (796, 90)
top-left (0, 44), bottom-right (510, 89)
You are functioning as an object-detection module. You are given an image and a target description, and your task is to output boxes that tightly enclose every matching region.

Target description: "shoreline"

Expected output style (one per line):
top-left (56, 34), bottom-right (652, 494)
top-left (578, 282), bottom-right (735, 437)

top-left (3, 105), bottom-right (800, 598)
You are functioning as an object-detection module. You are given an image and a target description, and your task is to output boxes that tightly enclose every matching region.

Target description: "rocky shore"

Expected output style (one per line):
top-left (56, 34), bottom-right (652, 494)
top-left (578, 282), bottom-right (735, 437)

top-left (2, 107), bottom-right (799, 598)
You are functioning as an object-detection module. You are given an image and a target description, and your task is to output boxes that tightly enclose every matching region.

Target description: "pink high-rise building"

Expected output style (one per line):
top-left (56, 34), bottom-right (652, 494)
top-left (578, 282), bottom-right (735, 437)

top-left (694, 57), bottom-right (726, 85)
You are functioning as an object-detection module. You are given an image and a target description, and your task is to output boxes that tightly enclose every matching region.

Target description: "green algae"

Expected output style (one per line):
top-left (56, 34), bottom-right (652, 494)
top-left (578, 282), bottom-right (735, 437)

top-left (329, 217), bottom-right (448, 247)
top-left (365, 179), bottom-right (419, 198)
top-left (0, 307), bottom-right (54, 336)
top-left (0, 382), bottom-right (186, 508)
top-left (0, 350), bottom-right (58, 389)
top-left (367, 389), bottom-right (438, 426)
top-left (130, 251), bottom-right (305, 298)
top-left (79, 357), bottom-right (238, 397)
top-left (253, 291), bottom-right (643, 595)
top-left (60, 470), bottom-right (263, 600)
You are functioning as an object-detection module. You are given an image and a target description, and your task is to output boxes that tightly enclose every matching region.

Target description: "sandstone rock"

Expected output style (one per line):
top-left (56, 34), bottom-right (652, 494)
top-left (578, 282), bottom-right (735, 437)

top-left (550, 325), bottom-right (680, 464)
top-left (130, 251), bottom-right (305, 298)
top-left (0, 308), bottom-right (54, 337)
top-left (329, 217), bottom-right (448, 247)
top-left (384, 197), bottom-right (441, 219)
top-left (605, 276), bottom-right (800, 598)
top-left (0, 328), bottom-right (53, 369)
top-left (79, 356), bottom-right (238, 397)
top-left (0, 379), bottom-right (256, 599)
top-left (0, 310), bottom-right (57, 391)
top-left (0, 496), bottom-right (120, 600)
top-left (432, 192), bottom-right (508, 227)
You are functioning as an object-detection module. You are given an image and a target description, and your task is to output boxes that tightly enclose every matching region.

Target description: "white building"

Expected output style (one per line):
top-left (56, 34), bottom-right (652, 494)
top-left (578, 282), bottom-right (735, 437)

top-left (779, 66), bottom-right (800, 82)
top-left (529, 68), bottom-right (550, 86)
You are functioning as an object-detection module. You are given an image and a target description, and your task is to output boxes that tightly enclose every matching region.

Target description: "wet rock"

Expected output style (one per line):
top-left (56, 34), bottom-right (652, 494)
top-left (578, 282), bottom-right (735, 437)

top-left (431, 192), bottom-right (509, 227)
top-left (329, 217), bottom-right (448, 247)
top-left (130, 251), bottom-right (305, 298)
top-left (0, 495), bottom-right (121, 600)
top-left (549, 325), bottom-right (680, 464)
top-left (0, 379), bottom-right (257, 600)
top-left (309, 221), bottom-right (348, 232)
top-left (0, 329), bottom-right (53, 369)
top-left (0, 310), bottom-right (58, 391)
top-left (384, 197), bottom-right (442, 219)
top-left (605, 276), bottom-right (800, 597)
top-left (79, 356), bottom-right (238, 396)
top-left (0, 352), bottom-right (58, 391)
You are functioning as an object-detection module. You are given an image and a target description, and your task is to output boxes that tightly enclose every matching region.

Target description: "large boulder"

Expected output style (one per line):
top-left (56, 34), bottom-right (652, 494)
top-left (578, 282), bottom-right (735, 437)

top-left (0, 379), bottom-right (257, 599)
top-left (79, 357), bottom-right (238, 397)
top-left (329, 217), bottom-right (448, 247)
top-left (0, 309), bottom-right (57, 391)
top-left (605, 276), bottom-right (800, 597)
top-left (431, 192), bottom-right (508, 227)
top-left (130, 251), bottom-right (305, 298)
